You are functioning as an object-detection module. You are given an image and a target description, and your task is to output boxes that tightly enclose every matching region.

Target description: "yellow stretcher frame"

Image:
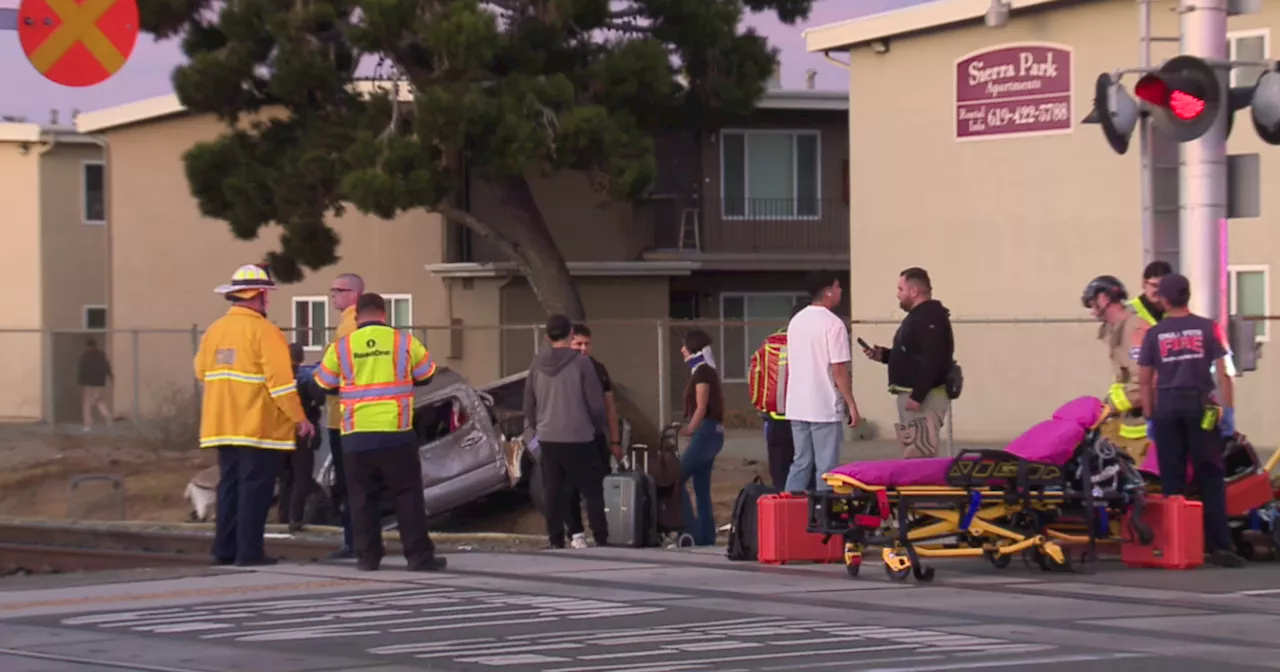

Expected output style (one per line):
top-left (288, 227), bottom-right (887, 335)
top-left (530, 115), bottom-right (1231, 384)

top-left (814, 459), bottom-right (1137, 583)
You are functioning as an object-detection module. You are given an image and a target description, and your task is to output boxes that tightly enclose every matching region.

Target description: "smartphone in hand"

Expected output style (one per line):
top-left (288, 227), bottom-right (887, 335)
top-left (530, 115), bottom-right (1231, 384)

top-left (856, 337), bottom-right (871, 350)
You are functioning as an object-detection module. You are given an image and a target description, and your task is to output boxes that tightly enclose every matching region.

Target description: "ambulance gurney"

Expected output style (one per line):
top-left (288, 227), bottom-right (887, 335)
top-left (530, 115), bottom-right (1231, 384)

top-left (1137, 430), bottom-right (1280, 559)
top-left (806, 396), bottom-right (1152, 582)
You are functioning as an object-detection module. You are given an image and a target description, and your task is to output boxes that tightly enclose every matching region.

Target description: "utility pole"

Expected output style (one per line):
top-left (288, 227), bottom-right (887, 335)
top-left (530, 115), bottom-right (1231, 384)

top-left (1178, 0), bottom-right (1228, 320)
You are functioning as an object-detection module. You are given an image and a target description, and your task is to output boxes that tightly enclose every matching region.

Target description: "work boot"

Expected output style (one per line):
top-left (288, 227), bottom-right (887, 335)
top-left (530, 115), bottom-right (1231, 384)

top-left (329, 546), bottom-right (355, 560)
top-left (407, 556), bottom-right (448, 572)
top-left (235, 556), bottom-right (279, 567)
top-left (211, 557), bottom-right (234, 566)
top-left (1208, 549), bottom-right (1246, 568)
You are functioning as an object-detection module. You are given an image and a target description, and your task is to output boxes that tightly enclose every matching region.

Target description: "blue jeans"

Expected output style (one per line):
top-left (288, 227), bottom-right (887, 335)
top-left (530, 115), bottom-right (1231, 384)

top-left (680, 422), bottom-right (724, 546)
top-left (785, 420), bottom-right (842, 492)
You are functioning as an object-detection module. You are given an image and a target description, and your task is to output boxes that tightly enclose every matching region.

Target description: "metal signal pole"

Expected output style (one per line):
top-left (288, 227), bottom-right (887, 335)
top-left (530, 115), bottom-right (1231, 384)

top-left (1179, 0), bottom-right (1229, 320)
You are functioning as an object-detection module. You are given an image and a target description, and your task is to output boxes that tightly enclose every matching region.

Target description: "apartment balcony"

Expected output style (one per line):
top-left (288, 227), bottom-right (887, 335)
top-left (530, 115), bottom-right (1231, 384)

top-left (645, 197), bottom-right (849, 255)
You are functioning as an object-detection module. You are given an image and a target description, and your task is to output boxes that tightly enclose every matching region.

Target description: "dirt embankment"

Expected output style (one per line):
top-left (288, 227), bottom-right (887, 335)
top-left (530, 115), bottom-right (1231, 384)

top-left (0, 429), bottom-right (770, 537)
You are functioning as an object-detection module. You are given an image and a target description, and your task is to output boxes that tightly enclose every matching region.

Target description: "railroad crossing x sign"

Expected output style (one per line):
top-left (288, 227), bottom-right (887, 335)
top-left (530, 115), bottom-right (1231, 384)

top-left (16, 0), bottom-right (138, 87)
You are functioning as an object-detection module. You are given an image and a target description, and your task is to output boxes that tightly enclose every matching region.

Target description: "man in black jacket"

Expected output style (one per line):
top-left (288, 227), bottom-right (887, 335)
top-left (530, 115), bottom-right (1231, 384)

top-left (862, 267), bottom-right (955, 458)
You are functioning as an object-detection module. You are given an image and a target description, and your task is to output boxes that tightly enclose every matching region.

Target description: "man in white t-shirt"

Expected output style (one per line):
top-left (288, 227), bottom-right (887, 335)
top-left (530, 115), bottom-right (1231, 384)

top-left (783, 271), bottom-right (861, 492)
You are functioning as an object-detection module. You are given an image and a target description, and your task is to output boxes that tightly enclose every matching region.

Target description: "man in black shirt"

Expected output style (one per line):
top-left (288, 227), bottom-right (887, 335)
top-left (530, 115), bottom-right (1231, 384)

top-left (565, 323), bottom-right (622, 549)
top-left (1137, 274), bottom-right (1243, 568)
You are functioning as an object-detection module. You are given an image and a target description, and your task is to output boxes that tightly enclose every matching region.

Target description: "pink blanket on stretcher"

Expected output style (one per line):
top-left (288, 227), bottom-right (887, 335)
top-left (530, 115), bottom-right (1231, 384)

top-left (826, 396), bottom-right (1104, 488)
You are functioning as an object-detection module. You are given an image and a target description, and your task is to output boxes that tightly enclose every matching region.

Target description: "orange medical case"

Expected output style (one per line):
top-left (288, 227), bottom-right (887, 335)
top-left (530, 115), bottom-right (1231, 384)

top-left (1121, 495), bottom-right (1204, 570)
top-left (757, 493), bottom-right (844, 565)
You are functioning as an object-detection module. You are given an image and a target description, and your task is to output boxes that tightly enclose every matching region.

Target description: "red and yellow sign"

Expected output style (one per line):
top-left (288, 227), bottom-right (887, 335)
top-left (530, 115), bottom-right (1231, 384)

top-left (18, 0), bottom-right (138, 87)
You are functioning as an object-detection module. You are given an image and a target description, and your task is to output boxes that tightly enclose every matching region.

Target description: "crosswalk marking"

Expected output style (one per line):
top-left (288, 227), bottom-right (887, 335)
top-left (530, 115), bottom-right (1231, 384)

top-left (56, 586), bottom-right (1062, 671)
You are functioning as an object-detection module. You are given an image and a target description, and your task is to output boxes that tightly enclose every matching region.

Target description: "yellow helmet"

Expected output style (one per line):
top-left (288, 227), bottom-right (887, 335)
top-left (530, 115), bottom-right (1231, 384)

top-left (214, 264), bottom-right (277, 297)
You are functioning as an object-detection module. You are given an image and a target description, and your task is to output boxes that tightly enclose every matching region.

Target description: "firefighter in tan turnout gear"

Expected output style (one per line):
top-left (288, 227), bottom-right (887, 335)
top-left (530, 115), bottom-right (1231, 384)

top-left (1082, 275), bottom-right (1151, 463)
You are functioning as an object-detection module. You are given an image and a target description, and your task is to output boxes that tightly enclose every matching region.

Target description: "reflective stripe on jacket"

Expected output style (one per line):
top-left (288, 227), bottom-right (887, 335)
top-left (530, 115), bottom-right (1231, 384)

top-left (324, 306), bottom-right (359, 429)
top-left (315, 324), bottom-right (436, 438)
top-left (194, 305), bottom-right (305, 450)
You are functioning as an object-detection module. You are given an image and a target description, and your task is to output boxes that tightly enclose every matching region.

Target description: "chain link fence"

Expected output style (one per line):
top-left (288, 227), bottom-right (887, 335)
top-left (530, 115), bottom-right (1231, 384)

top-left (4, 316), bottom-right (1277, 447)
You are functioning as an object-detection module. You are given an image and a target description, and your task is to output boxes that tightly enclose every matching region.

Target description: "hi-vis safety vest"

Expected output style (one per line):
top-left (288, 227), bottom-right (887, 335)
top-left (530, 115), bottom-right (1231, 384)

top-left (748, 329), bottom-right (788, 420)
top-left (314, 324), bottom-right (437, 435)
top-left (1128, 297), bottom-right (1157, 327)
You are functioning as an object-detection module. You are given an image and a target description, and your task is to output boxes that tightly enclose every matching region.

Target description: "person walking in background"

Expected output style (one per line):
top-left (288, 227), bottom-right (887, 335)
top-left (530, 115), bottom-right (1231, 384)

top-left (565, 323), bottom-right (623, 549)
top-left (78, 338), bottom-right (113, 432)
top-left (784, 271), bottom-right (860, 492)
top-left (1138, 274), bottom-right (1244, 568)
top-left (314, 293), bottom-right (447, 572)
top-left (278, 343), bottom-right (324, 533)
top-left (324, 273), bottom-right (363, 559)
top-left (863, 267), bottom-right (956, 458)
top-left (523, 314), bottom-right (609, 549)
top-left (678, 329), bottom-right (725, 546)
top-left (196, 264), bottom-right (314, 567)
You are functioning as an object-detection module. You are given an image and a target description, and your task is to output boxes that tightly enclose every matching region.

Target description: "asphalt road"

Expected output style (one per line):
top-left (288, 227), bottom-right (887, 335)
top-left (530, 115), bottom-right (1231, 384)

top-left (2, 545), bottom-right (1280, 672)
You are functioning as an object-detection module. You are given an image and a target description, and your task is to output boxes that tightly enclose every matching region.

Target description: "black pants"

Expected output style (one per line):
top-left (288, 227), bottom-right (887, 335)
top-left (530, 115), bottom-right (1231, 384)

top-left (212, 446), bottom-right (281, 563)
top-left (566, 436), bottom-right (611, 537)
top-left (765, 419), bottom-right (795, 489)
top-left (346, 441), bottom-right (436, 565)
top-left (278, 434), bottom-right (317, 526)
top-left (542, 441), bottom-right (608, 547)
top-left (328, 428), bottom-right (354, 549)
top-left (1151, 389), bottom-right (1231, 552)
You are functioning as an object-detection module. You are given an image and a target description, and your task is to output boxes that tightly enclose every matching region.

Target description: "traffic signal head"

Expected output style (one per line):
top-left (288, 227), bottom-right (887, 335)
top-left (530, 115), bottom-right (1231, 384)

top-left (1251, 67), bottom-right (1280, 144)
top-left (1134, 55), bottom-right (1223, 142)
top-left (1228, 315), bottom-right (1262, 373)
top-left (1093, 73), bottom-right (1139, 155)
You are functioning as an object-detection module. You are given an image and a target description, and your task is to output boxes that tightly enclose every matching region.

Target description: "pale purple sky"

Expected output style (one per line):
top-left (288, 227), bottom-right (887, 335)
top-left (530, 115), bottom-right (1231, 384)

top-left (0, 0), bottom-right (931, 125)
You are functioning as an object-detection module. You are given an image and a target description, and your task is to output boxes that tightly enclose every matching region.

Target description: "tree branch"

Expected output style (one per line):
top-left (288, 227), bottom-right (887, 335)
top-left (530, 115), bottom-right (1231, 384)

top-left (434, 203), bottom-right (534, 275)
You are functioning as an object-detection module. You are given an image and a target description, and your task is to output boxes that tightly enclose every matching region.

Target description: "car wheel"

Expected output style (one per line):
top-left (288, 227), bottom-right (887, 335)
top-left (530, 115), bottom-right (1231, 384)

top-left (302, 489), bottom-right (340, 527)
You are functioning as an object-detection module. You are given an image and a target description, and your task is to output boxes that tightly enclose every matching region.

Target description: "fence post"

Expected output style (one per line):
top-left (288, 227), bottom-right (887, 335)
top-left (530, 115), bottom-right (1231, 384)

top-left (532, 324), bottom-right (542, 354)
top-left (131, 330), bottom-right (141, 429)
top-left (42, 329), bottom-right (54, 426)
top-left (656, 320), bottom-right (668, 428)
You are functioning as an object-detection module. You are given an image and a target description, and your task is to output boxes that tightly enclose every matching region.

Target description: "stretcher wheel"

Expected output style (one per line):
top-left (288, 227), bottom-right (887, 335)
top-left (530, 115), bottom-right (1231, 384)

top-left (845, 561), bottom-right (861, 578)
top-left (984, 549), bottom-right (1012, 569)
top-left (885, 564), bottom-right (912, 582)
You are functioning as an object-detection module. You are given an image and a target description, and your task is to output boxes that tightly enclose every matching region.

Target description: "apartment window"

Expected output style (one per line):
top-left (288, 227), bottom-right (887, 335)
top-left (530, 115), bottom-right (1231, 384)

top-left (719, 292), bottom-right (807, 382)
top-left (721, 130), bottom-right (820, 220)
top-left (1228, 265), bottom-right (1269, 342)
top-left (292, 296), bottom-right (329, 350)
top-left (1229, 30), bottom-right (1269, 87)
top-left (82, 305), bottom-right (107, 330)
top-left (82, 161), bottom-right (105, 225)
top-left (385, 294), bottom-right (413, 335)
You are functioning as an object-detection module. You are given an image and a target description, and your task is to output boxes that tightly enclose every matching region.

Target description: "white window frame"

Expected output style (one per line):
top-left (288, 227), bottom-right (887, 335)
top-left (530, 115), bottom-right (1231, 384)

top-left (1228, 264), bottom-right (1270, 342)
top-left (291, 296), bottom-right (330, 351)
top-left (1228, 29), bottom-right (1270, 87)
top-left (719, 129), bottom-right (822, 221)
top-left (82, 304), bottom-right (107, 330)
top-left (718, 291), bottom-right (808, 383)
top-left (81, 160), bottom-right (106, 226)
top-left (384, 293), bottom-right (414, 334)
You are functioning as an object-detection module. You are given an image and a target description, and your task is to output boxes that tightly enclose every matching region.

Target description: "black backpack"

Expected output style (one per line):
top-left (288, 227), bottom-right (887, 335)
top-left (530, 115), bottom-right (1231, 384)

top-left (726, 477), bottom-right (781, 561)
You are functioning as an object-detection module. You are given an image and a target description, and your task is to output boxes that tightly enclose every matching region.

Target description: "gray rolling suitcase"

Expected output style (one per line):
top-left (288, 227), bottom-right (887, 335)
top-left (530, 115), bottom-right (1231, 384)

top-left (603, 447), bottom-right (660, 548)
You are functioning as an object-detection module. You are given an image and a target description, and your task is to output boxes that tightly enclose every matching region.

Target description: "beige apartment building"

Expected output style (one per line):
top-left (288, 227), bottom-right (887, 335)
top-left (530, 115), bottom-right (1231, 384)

top-left (805, 0), bottom-right (1280, 445)
top-left (0, 123), bottom-right (107, 422)
top-left (75, 84), bottom-right (852, 432)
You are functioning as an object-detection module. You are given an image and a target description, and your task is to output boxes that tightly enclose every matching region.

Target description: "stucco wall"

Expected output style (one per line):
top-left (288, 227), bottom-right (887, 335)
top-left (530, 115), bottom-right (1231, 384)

top-left (0, 140), bottom-right (45, 421)
top-left (841, 0), bottom-right (1280, 443)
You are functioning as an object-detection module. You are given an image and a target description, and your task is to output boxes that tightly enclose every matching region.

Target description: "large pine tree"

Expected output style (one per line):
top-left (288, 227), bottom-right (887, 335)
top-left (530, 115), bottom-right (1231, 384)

top-left (139, 0), bottom-right (814, 318)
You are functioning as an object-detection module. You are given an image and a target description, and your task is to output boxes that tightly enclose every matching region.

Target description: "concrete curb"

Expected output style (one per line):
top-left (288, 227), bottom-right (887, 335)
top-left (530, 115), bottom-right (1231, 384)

top-left (0, 517), bottom-right (547, 544)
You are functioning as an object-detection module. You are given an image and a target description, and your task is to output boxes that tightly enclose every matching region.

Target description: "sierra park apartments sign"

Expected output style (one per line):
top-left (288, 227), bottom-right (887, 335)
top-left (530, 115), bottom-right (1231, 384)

top-left (955, 42), bottom-right (1074, 141)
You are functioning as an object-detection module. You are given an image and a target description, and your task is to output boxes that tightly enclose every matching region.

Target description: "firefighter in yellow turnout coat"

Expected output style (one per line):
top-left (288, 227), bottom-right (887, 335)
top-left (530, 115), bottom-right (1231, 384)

top-left (195, 264), bottom-right (315, 566)
top-left (314, 292), bottom-right (446, 572)
top-left (1082, 276), bottom-right (1151, 463)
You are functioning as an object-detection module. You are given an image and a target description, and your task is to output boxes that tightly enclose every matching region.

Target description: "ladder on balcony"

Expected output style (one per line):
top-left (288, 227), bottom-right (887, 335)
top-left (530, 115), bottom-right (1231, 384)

top-left (677, 208), bottom-right (701, 252)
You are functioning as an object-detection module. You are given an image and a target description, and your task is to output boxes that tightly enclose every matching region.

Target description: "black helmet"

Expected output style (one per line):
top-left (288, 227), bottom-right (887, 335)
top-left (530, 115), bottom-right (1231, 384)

top-left (1082, 275), bottom-right (1128, 308)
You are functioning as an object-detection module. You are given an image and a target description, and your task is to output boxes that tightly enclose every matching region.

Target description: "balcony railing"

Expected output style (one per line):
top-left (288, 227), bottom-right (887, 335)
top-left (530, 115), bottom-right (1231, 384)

top-left (647, 197), bottom-right (849, 254)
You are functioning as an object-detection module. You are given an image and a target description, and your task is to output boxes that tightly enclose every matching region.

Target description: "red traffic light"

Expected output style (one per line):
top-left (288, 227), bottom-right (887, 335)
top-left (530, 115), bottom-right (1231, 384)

top-left (1134, 55), bottom-right (1222, 141)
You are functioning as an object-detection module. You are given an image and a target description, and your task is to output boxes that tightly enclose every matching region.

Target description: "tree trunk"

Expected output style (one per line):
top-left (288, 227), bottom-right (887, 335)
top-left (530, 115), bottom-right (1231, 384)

top-left (438, 177), bottom-right (585, 321)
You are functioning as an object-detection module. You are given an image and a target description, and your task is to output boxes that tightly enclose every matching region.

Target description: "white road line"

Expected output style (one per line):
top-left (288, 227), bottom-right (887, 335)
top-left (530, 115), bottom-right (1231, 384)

top-left (858, 652), bottom-right (1153, 672)
top-left (665, 640), bottom-right (761, 652)
top-left (389, 616), bottom-right (560, 633)
top-left (759, 654), bottom-right (948, 671)
top-left (463, 653), bottom-right (575, 666)
top-left (368, 637), bottom-right (497, 655)
top-left (418, 643), bottom-right (584, 659)
top-left (545, 643), bottom-right (923, 672)
top-left (586, 633), bottom-right (723, 646)
top-left (238, 628), bottom-right (383, 642)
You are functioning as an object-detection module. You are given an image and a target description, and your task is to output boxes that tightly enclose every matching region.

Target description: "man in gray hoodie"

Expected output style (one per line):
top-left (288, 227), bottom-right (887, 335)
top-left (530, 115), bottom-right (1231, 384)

top-left (524, 314), bottom-right (609, 549)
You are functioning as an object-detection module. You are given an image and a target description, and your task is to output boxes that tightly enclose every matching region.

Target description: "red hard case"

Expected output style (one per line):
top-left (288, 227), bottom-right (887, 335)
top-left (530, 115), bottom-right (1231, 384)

top-left (756, 493), bottom-right (844, 565)
top-left (1225, 473), bottom-right (1274, 518)
top-left (1121, 495), bottom-right (1204, 570)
